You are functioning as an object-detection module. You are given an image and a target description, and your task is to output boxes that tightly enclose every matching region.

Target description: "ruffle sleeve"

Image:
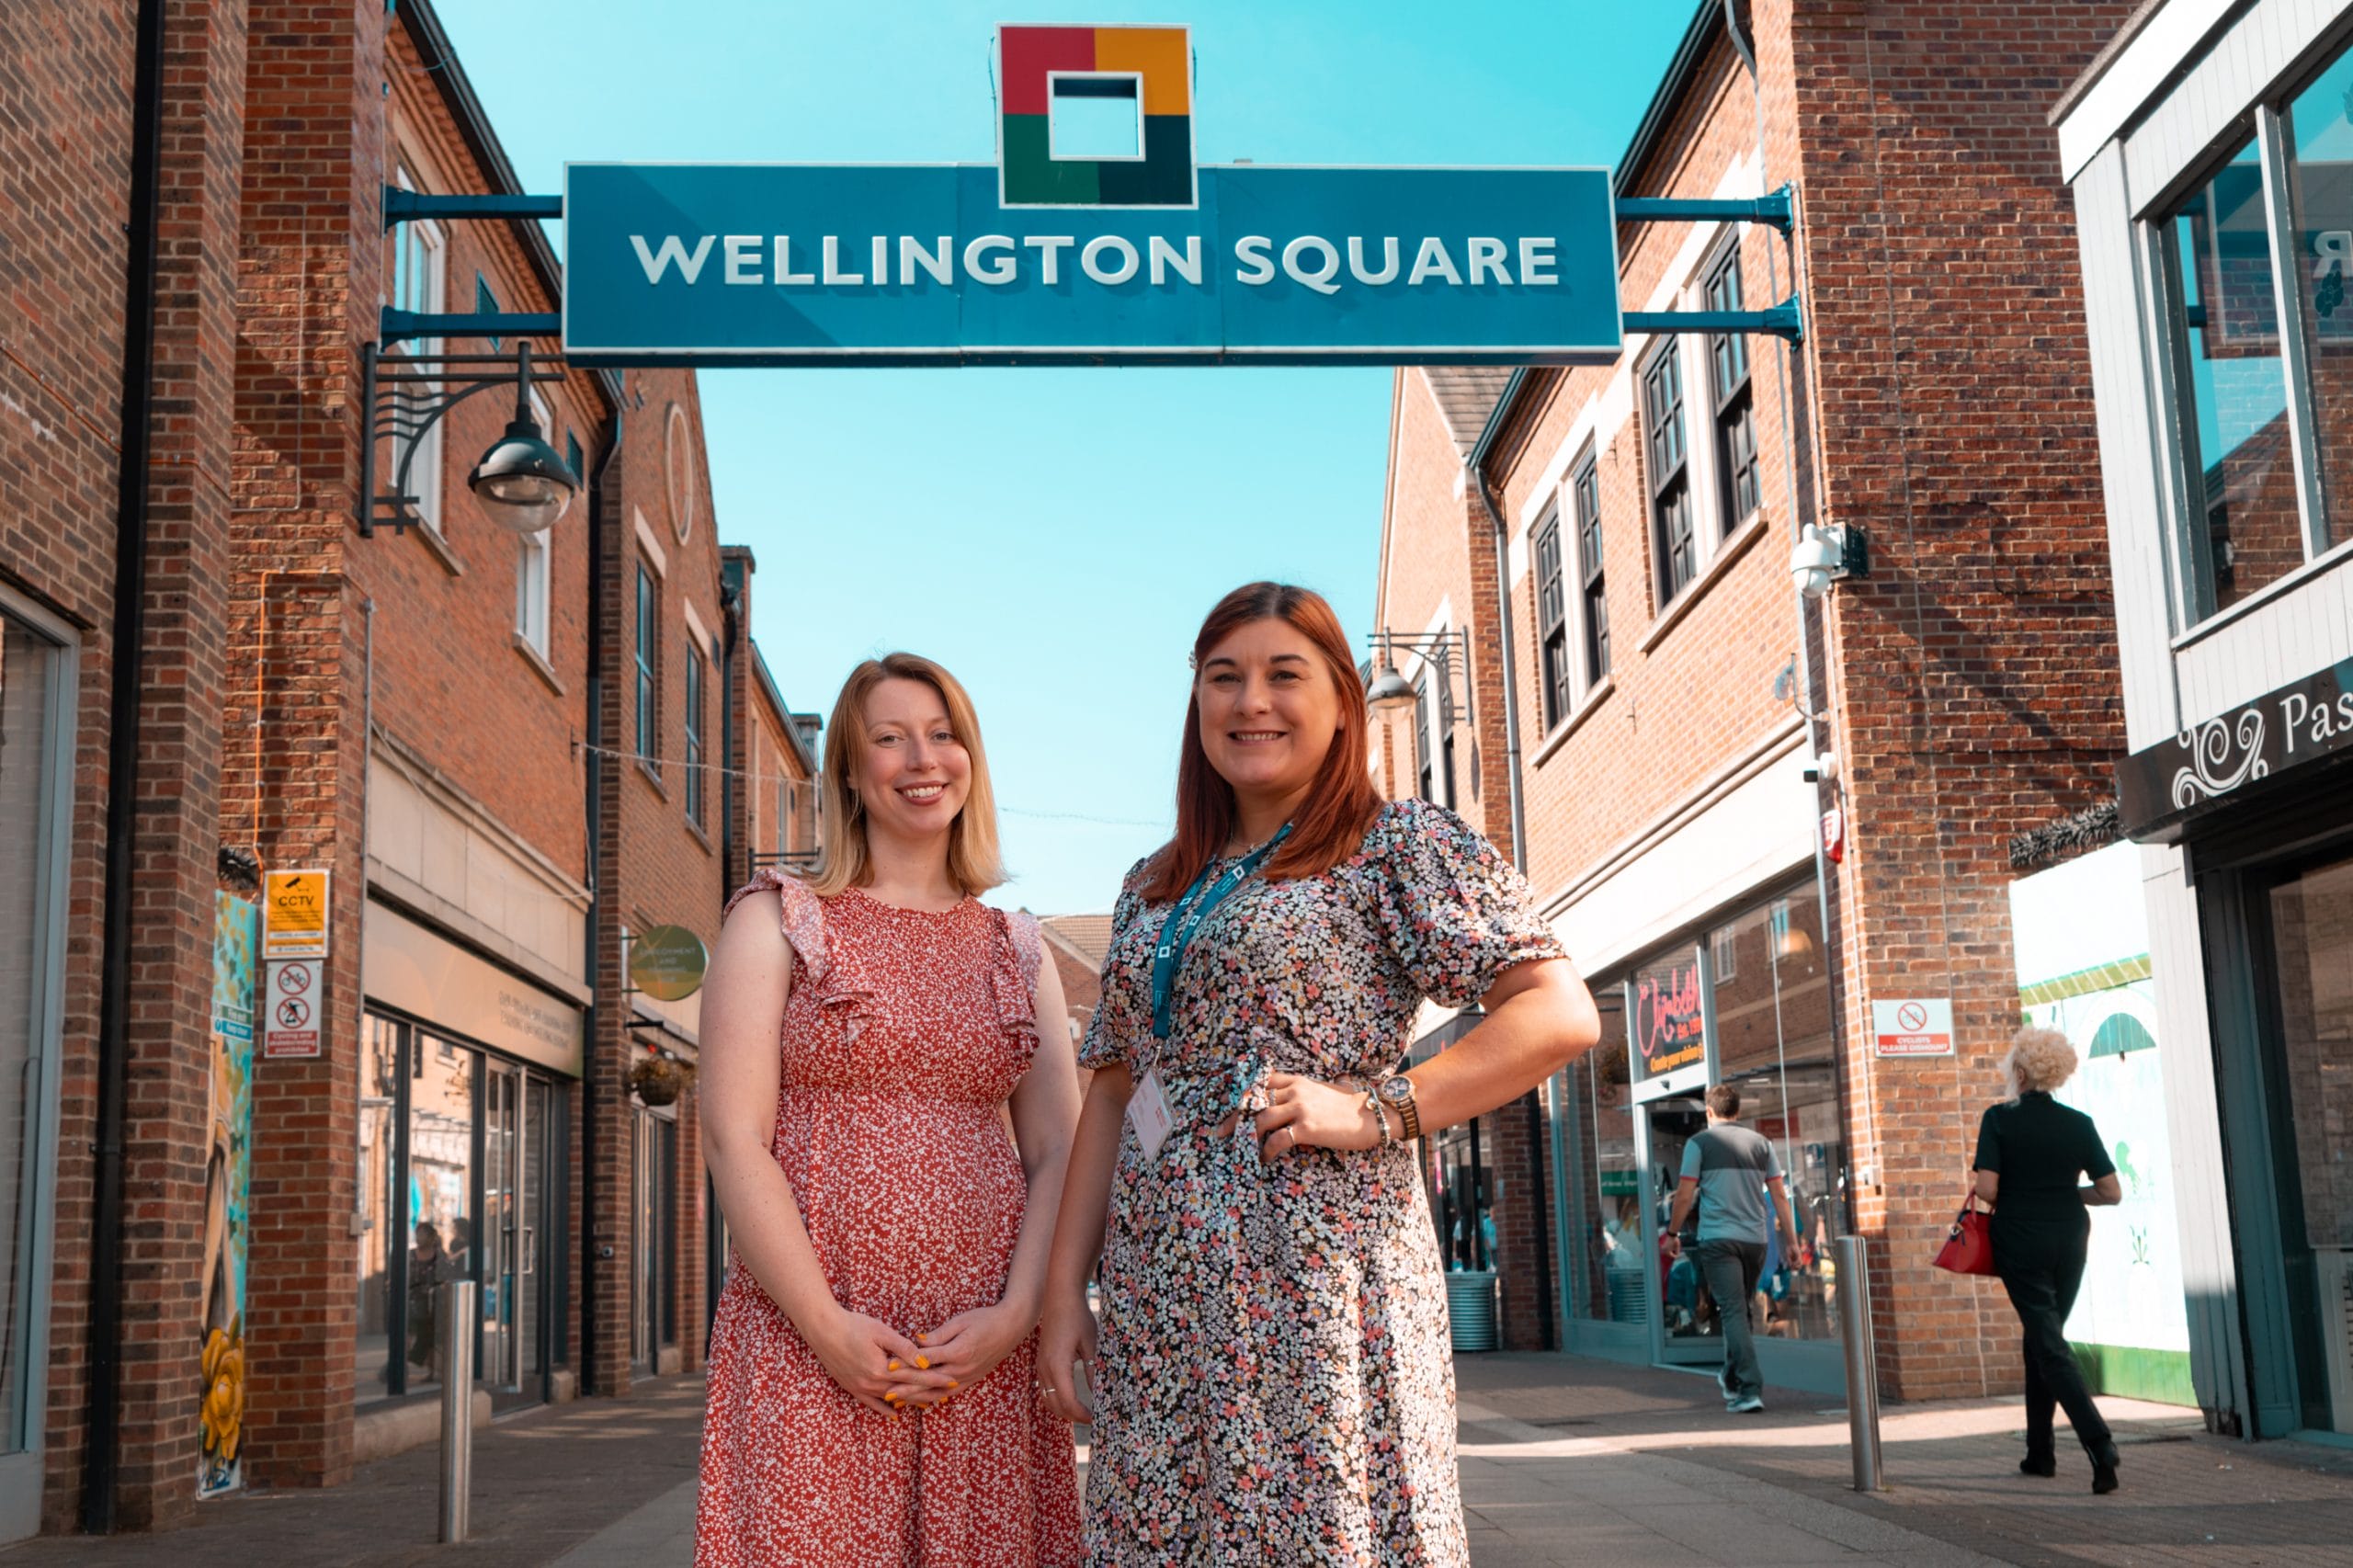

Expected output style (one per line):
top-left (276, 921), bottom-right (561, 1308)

top-left (721, 870), bottom-right (874, 1031)
top-left (1078, 856), bottom-right (1157, 1072)
top-left (1364, 798), bottom-right (1568, 1009)
top-left (991, 907), bottom-right (1047, 1069)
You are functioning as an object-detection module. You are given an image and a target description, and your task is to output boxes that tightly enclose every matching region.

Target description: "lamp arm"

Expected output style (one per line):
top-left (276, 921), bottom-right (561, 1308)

top-left (378, 374), bottom-right (517, 517)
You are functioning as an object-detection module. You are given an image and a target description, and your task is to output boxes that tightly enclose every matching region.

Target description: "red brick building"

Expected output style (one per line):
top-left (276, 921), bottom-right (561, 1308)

top-left (1373, 0), bottom-right (2134, 1396)
top-left (0, 0), bottom-right (797, 1539)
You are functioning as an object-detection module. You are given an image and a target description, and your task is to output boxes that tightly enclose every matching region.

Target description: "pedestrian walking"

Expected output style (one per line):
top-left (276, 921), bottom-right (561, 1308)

top-left (1034, 582), bottom-right (1599, 1564)
top-left (695, 653), bottom-right (1083, 1567)
top-left (1974, 1025), bottom-right (2124, 1495)
top-left (1664, 1084), bottom-right (1801, 1414)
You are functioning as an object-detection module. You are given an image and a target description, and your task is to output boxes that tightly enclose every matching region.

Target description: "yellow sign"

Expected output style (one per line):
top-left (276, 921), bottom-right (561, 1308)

top-left (629, 925), bottom-right (708, 1002)
top-left (263, 869), bottom-right (330, 960)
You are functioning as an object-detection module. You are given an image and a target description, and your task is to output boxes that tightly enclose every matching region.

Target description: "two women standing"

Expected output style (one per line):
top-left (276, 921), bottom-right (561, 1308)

top-left (694, 584), bottom-right (1597, 1567)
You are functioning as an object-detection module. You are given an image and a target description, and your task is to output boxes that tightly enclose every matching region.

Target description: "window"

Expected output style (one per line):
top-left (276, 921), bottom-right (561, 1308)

top-left (1705, 246), bottom-right (1760, 530)
top-left (2281, 54), bottom-right (2353, 559)
top-left (1413, 676), bottom-right (1436, 803)
top-left (634, 564), bottom-right (658, 769)
top-left (1573, 455), bottom-right (1609, 686)
top-left (514, 391), bottom-right (552, 659)
top-left (387, 166), bottom-right (446, 532)
top-left (1535, 511), bottom-right (1571, 727)
top-left (476, 274), bottom-right (500, 352)
top-left (1642, 343), bottom-right (1695, 605)
top-left (684, 640), bottom-right (707, 827)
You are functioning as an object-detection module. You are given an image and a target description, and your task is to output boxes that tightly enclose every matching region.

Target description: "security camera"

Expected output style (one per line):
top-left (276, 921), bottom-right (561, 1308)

top-left (1790, 523), bottom-right (1867, 600)
top-left (1801, 750), bottom-right (1838, 784)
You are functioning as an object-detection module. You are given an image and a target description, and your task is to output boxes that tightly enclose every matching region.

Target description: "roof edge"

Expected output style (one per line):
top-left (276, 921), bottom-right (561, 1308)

top-left (1616, 0), bottom-right (1728, 198)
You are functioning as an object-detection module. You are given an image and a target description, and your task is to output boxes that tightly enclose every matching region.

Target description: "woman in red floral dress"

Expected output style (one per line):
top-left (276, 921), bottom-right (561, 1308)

top-left (696, 653), bottom-right (1082, 1567)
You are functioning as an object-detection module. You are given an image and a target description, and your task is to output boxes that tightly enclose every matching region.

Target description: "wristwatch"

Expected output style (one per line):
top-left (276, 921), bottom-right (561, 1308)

top-left (1377, 1074), bottom-right (1423, 1142)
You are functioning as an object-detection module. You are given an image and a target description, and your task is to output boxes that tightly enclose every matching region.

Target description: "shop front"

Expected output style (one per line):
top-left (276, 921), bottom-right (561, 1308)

top-left (358, 904), bottom-right (580, 1415)
top-left (1552, 879), bottom-right (1848, 1393)
top-left (2059, 0), bottom-right (2353, 1440)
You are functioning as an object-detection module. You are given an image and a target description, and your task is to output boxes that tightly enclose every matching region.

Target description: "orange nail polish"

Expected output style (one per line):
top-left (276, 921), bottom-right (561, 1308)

top-left (915, 1356), bottom-right (930, 1369)
top-left (948, 1379), bottom-right (959, 1389)
top-left (915, 1334), bottom-right (928, 1345)
top-left (888, 1359), bottom-right (901, 1371)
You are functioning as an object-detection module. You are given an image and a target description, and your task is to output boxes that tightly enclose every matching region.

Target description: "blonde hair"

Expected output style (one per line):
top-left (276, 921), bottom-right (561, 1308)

top-left (2005, 1026), bottom-right (2079, 1097)
top-left (807, 653), bottom-right (1006, 899)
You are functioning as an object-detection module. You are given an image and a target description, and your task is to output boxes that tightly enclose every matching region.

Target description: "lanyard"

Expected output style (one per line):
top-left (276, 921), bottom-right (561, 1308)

top-left (1149, 824), bottom-right (1291, 1040)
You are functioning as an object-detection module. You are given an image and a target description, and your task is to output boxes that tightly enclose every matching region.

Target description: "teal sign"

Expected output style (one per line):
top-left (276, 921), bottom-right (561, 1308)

top-left (563, 163), bottom-right (1624, 367)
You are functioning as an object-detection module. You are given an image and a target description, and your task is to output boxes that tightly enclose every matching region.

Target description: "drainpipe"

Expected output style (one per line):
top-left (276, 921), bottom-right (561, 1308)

top-left (85, 0), bottom-right (168, 1532)
top-left (581, 403), bottom-right (622, 1394)
top-left (1467, 371), bottom-right (1556, 1350)
top-left (720, 573), bottom-right (739, 897)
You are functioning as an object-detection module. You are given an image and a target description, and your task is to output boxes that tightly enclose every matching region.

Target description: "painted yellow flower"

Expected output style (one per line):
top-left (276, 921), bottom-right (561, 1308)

top-left (201, 1325), bottom-right (244, 1465)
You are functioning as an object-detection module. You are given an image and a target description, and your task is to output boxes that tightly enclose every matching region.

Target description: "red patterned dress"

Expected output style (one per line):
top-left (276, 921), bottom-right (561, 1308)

top-left (696, 874), bottom-right (1081, 1568)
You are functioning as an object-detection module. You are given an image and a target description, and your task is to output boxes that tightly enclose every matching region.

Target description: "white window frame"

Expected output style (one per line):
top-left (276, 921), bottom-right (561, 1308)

top-left (388, 164), bottom-right (447, 534)
top-left (514, 389), bottom-right (554, 659)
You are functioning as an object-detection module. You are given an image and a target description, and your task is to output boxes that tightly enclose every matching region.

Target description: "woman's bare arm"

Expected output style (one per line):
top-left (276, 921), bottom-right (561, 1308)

top-left (1037, 1062), bottom-right (1134, 1422)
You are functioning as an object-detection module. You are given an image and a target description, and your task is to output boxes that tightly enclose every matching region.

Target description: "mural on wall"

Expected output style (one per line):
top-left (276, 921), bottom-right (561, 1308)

top-left (2008, 844), bottom-right (2192, 1403)
top-left (201, 892), bottom-right (257, 1499)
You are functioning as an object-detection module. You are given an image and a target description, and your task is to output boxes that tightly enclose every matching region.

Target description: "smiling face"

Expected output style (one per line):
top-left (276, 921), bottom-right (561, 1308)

top-left (1195, 617), bottom-right (1344, 810)
top-left (851, 676), bottom-right (972, 843)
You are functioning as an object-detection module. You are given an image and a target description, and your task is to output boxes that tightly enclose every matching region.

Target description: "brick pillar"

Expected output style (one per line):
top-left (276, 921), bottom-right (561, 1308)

top-left (59, 0), bottom-right (254, 1532)
top-left (227, 0), bottom-right (390, 1487)
top-left (585, 432), bottom-right (636, 1397)
top-left (1760, 0), bottom-right (2135, 1401)
top-left (1485, 1091), bottom-right (1558, 1351)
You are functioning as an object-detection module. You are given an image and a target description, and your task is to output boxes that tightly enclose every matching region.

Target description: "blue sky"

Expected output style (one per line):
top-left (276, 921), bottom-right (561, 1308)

top-left (440, 0), bottom-right (1696, 913)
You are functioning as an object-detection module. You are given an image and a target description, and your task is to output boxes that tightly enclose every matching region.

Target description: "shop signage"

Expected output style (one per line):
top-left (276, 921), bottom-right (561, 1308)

top-left (201, 892), bottom-right (256, 1498)
top-left (1632, 953), bottom-right (1706, 1082)
top-left (563, 27), bottom-right (1620, 367)
top-left (262, 959), bottom-right (322, 1059)
top-left (629, 925), bottom-right (710, 1002)
top-left (262, 869), bottom-right (330, 960)
top-left (1871, 997), bottom-right (1954, 1057)
top-left (364, 905), bottom-right (585, 1078)
top-left (2115, 658), bottom-right (2353, 840)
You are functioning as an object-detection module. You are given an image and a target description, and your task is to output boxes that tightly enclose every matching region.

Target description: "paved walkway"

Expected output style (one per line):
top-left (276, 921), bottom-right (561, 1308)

top-left (11, 1355), bottom-right (2353, 1564)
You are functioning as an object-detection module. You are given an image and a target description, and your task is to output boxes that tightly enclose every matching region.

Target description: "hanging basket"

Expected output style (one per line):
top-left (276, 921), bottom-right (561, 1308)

top-left (629, 1053), bottom-right (690, 1107)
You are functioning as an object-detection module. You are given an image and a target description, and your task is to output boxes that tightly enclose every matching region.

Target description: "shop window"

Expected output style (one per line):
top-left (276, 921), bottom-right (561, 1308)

top-left (685, 641), bottom-right (707, 827)
top-left (635, 563), bottom-right (658, 768)
top-left (2156, 137), bottom-right (2303, 619)
top-left (2282, 53), bottom-right (2353, 560)
top-left (1703, 885), bottom-right (1844, 1342)
top-left (1642, 341), bottom-right (1695, 606)
top-left (1565, 994), bottom-right (1643, 1324)
top-left (1573, 454), bottom-right (1609, 687)
top-left (1705, 245), bottom-right (1760, 530)
top-left (357, 1014), bottom-right (404, 1404)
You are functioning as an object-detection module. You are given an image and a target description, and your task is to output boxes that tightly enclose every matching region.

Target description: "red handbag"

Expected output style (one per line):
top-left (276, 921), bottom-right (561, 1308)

top-left (1933, 1186), bottom-right (1996, 1276)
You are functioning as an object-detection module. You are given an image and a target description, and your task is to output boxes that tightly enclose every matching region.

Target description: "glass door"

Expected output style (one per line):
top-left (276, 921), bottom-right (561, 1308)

top-left (480, 1062), bottom-right (520, 1405)
top-left (0, 609), bottom-right (69, 1541)
top-left (1639, 1095), bottom-right (1721, 1366)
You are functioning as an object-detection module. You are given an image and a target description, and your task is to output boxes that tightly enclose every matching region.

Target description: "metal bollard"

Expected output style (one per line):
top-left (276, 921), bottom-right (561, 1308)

top-left (438, 1280), bottom-right (476, 1543)
top-left (1836, 1235), bottom-right (1884, 1492)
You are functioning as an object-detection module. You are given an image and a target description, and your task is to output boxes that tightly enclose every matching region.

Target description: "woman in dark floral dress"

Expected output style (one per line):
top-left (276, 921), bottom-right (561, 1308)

top-left (1039, 584), bottom-right (1599, 1564)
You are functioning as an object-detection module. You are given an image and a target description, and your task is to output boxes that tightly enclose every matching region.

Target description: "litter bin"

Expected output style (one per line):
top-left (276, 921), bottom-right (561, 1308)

top-left (1446, 1269), bottom-right (1499, 1352)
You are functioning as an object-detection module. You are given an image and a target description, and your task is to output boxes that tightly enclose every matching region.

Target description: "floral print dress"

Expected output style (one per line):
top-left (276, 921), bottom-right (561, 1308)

top-left (1078, 799), bottom-right (1565, 1565)
top-left (697, 876), bottom-right (1082, 1568)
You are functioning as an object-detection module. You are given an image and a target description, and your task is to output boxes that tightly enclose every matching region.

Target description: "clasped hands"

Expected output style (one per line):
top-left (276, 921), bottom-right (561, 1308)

top-left (804, 1299), bottom-right (1029, 1417)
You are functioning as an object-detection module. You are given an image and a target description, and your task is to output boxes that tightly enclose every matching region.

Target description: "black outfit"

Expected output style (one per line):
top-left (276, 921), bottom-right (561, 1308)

top-left (1974, 1092), bottom-right (2118, 1468)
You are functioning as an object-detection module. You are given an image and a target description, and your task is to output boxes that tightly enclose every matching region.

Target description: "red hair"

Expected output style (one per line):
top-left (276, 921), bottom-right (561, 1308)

top-left (1137, 583), bottom-right (1385, 903)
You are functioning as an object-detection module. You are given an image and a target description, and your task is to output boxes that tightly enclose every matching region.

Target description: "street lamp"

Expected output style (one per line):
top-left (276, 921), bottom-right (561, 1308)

top-left (466, 344), bottom-right (578, 535)
top-left (1366, 662), bottom-right (1418, 713)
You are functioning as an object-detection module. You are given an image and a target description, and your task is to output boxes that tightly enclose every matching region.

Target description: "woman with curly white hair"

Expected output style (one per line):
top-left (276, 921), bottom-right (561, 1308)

top-left (1972, 1026), bottom-right (2125, 1494)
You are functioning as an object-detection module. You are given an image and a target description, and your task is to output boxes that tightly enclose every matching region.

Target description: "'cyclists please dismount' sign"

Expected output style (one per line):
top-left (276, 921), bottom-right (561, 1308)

top-left (563, 26), bottom-right (1623, 368)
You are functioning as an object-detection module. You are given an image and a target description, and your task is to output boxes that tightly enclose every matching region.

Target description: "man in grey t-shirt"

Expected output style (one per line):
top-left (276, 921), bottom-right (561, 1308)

top-left (1665, 1084), bottom-right (1800, 1412)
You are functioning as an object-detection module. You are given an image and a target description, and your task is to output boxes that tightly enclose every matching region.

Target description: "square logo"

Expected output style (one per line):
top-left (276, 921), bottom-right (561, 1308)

top-left (997, 24), bottom-right (1195, 208)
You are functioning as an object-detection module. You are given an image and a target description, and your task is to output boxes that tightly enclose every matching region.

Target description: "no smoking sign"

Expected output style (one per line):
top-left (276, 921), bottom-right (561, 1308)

top-left (265, 959), bottom-right (323, 1059)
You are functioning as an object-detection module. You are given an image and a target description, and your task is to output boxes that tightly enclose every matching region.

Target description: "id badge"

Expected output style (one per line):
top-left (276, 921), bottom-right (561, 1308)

top-left (1127, 1067), bottom-right (1175, 1160)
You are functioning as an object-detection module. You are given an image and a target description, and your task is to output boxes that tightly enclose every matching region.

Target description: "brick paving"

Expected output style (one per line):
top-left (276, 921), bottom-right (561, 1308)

top-left (10, 1357), bottom-right (2352, 1564)
top-left (0, 1378), bottom-right (707, 1568)
top-left (1455, 1353), bottom-right (2353, 1568)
